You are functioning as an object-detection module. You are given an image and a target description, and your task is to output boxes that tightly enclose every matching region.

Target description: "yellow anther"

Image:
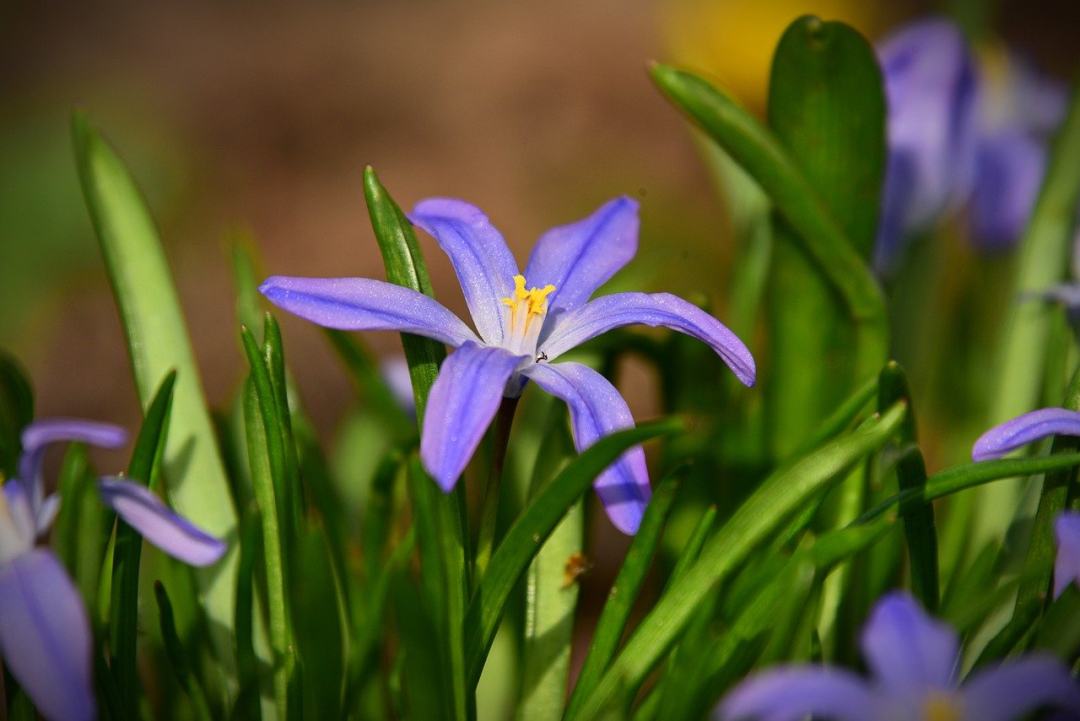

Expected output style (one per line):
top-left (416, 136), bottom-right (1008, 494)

top-left (502, 275), bottom-right (556, 318)
top-left (922, 692), bottom-right (962, 721)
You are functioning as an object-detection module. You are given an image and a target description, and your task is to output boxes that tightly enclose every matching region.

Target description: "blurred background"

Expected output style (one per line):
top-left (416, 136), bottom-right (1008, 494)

top-left (1, 0), bottom-right (1076, 433)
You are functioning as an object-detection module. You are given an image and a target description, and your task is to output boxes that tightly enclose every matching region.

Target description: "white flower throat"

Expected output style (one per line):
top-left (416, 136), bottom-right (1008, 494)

top-left (501, 274), bottom-right (556, 355)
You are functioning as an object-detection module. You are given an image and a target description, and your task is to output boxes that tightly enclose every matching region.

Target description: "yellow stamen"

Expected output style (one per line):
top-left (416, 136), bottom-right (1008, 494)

top-left (502, 275), bottom-right (556, 328)
top-left (922, 692), bottom-right (962, 721)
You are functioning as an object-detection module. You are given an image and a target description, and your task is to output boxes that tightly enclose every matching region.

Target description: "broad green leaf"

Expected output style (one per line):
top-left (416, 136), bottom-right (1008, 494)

top-left (110, 370), bottom-right (176, 720)
top-left (517, 421), bottom-right (582, 721)
top-left (566, 470), bottom-right (683, 719)
top-left (974, 80), bottom-right (1080, 544)
top-left (765, 17), bottom-right (886, 458)
top-left (71, 113), bottom-right (238, 660)
top-left (465, 419), bottom-right (684, 685)
top-left (569, 401), bottom-right (906, 720)
top-left (651, 63), bottom-right (887, 390)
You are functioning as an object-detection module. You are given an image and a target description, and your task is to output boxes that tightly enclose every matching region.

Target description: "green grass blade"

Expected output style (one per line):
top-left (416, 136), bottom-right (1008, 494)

top-left (565, 471), bottom-right (683, 718)
top-left (569, 402), bottom-right (906, 720)
top-left (0, 350), bottom-right (33, 478)
top-left (110, 371), bottom-right (176, 720)
top-left (517, 421), bottom-right (582, 721)
top-left (71, 112), bottom-right (238, 662)
top-left (465, 419), bottom-right (684, 685)
top-left (651, 63), bottom-right (887, 388)
top-left (242, 377), bottom-right (296, 721)
top-left (155, 581), bottom-right (213, 721)
top-left (878, 362), bottom-right (938, 611)
top-left (975, 79), bottom-right (1080, 544)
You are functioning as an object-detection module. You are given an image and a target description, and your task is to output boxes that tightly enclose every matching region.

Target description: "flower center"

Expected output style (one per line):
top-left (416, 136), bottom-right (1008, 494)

top-left (501, 274), bottom-right (555, 354)
top-left (922, 691), bottom-right (962, 721)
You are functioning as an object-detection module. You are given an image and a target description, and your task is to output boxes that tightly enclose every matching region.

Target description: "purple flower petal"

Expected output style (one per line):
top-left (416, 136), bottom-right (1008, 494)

top-left (962, 655), bottom-right (1080, 721)
top-left (1054, 512), bottom-right (1080, 598)
top-left (719, 667), bottom-right (876, 721)
top-left (538, 292), bottom-right (755, 387)
top-left (0, 549), bottom-right (95, 721)
top-left (524, 196), bottom-right (639, 317)
top-left (522, 361), bottom-right (650, 534)
top-left (409, 198), bottom-right (520, 346)
top-left (420, 342), bottom-right (526, 491)
top-left (19, 419), bottom-right (127, 510)
top-left (97, 477), bottom-right (227, 566)
top-left (259, 276), bottom-right (479, 348)
top-left (859, 591), bottom-right (959, 695)
top-left (875, 18), bottom-right (977, 268)
top-left (970, 131), bottom-right (1046, 249)
top-left (971, 408), bottom-right (1080, 461)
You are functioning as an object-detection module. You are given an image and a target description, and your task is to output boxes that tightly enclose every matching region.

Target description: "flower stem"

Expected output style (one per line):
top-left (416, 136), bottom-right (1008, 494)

top-left (473, 397), bottom-right (519, 580)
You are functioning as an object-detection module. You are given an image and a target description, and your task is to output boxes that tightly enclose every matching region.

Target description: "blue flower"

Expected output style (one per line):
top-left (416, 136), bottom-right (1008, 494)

top-left (260, 196), bottom-right (755, 534)
top-left (720, 592), bottom-right (1080, 721)
top-left (1054, 511), bottom-right (1080, 599)
top-left (971, 407), bottom-right (1080, 462)
top-left (0, 419), bottom-right (227, 721)
top-left (874, 18), bottom-right (1067, 268)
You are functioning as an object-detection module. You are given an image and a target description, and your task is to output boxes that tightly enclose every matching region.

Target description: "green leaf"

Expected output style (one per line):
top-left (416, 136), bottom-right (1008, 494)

top-left (878, 362), bottom-right (938, 611)
top-left (651, 63), bottom-right (887, 389)
top-left (974, 79), bottom-right (1080, 545)
top-left (364, 166), bottom-right (469, 721)
top-left (52, 445), bottom-right (109, 606)
top-left (241, 376), bottom-right (297, 721)
top-left (465, 419), bottom-right (684, 685)
top-left (110, 370), bottom-right (177, 720)
top-left (517, 421), bottom-right (582, 721)
top-left (0, 350), bottom-right (33, 478)
top-left (71, 112), bottom-right (239, 660)
top-left (765, 16), bottom-right (886, 458)
top-left (232, 503), bottom-right (263, 721)
top-left (569, 402), bottom-right (906, 720)
top-left (565, 469), bottom-right (683, 719)
top-left (155, 581), bottom-right (213, 721)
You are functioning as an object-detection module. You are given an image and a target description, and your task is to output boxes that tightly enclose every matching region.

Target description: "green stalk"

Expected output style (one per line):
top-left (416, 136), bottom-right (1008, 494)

top-left (474, 398), bottom-right (519, 580)
top-left (974, 78), bottom-right (1080, 545)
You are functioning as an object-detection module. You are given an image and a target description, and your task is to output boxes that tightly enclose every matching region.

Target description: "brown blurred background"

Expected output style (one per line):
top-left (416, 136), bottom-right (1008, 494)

top-left (0, 0), bottom-right (1076, 437)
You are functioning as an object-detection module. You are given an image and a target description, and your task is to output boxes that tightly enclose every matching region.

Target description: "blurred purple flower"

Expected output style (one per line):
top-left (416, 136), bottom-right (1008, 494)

top-left (261, 196), bottom-right (755, 534)
top-left (0, 419), bottom-right (227, 721)
top-left (720, 591), bottom-right (1080, 721)
top-left (875, 19), bottom-right (977, 269)
top-left (971, 407), bottom-right (1080, 461)
top-left (875, 19), bottom-right (1067, 267)
top-left (381, 356), bottom-right (416, 417)
top-left (1054, 511), bottom-right (1080, 598)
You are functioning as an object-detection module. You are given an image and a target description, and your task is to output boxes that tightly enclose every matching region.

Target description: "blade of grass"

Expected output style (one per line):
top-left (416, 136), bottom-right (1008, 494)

top-left (569, 402), bottom-right (907, 720)
top-left (72, 112), bottom-right (238, 663)
top-left (110, 371), bottom-right (176, 720)
top-left (517, 421), bottom-right (581, 721)
top-left (0, 350), bottom-right (33, 478)
top-left (974, 78), bottom-right (1080, 545)
top-left (465, 419), bottom-right (684, 685)
top-left (564, 469), bottom-right (683, 719)
top-left (155, 581), bottom-right (213, 721)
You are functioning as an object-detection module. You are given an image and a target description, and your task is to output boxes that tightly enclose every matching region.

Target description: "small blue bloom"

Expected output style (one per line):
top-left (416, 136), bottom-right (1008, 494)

top-left (971, 407), bottom-right (1080, 462)
top-left (721, 591), bottom-right (1080, 721)
top-left (875, 18), bottom-right (978, 270)
top-left (0, 419), bottom-right (227, 721)
top-left (260, 196), bottom-right (755, 534)
top-left (1055, 511), bottom-right (1080, 599)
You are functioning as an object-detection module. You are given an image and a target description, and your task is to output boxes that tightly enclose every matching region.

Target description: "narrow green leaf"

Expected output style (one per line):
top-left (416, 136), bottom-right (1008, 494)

top-left (975, 79), bottom-right (1080, 544)
top-left (71, 112), bottom-right (238, 659)
top-left (466, 419), bottom-right (684, 685)
top-left (230, 236), bottom-right (264, 334)
top-left (232, 503), bottom-right (262, 721)
top-left (651, 63), bottom-right (888, 388)
top-left (52, 445), bottom-right (109, 605)
top-left (878, 362), bottom-right (938, 611)
top-left (570, 402), bottom-right (906, 720)
top-left (518, 422), bottom-right (581, 721)
top-left (242, 378), bottom-right (296, 721)
top-left (0, 350), bottom-right (33, 478)
top-left (565, 470), bottom-right (683, 719)
top-left (110, 370), bottom-right (176, 720)
top-left (262, 314), bottom-right (303, 541)
top-left (364, 166), bottom-right (468, 721)
top-left (155, 581), bottom-right (213, 721)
